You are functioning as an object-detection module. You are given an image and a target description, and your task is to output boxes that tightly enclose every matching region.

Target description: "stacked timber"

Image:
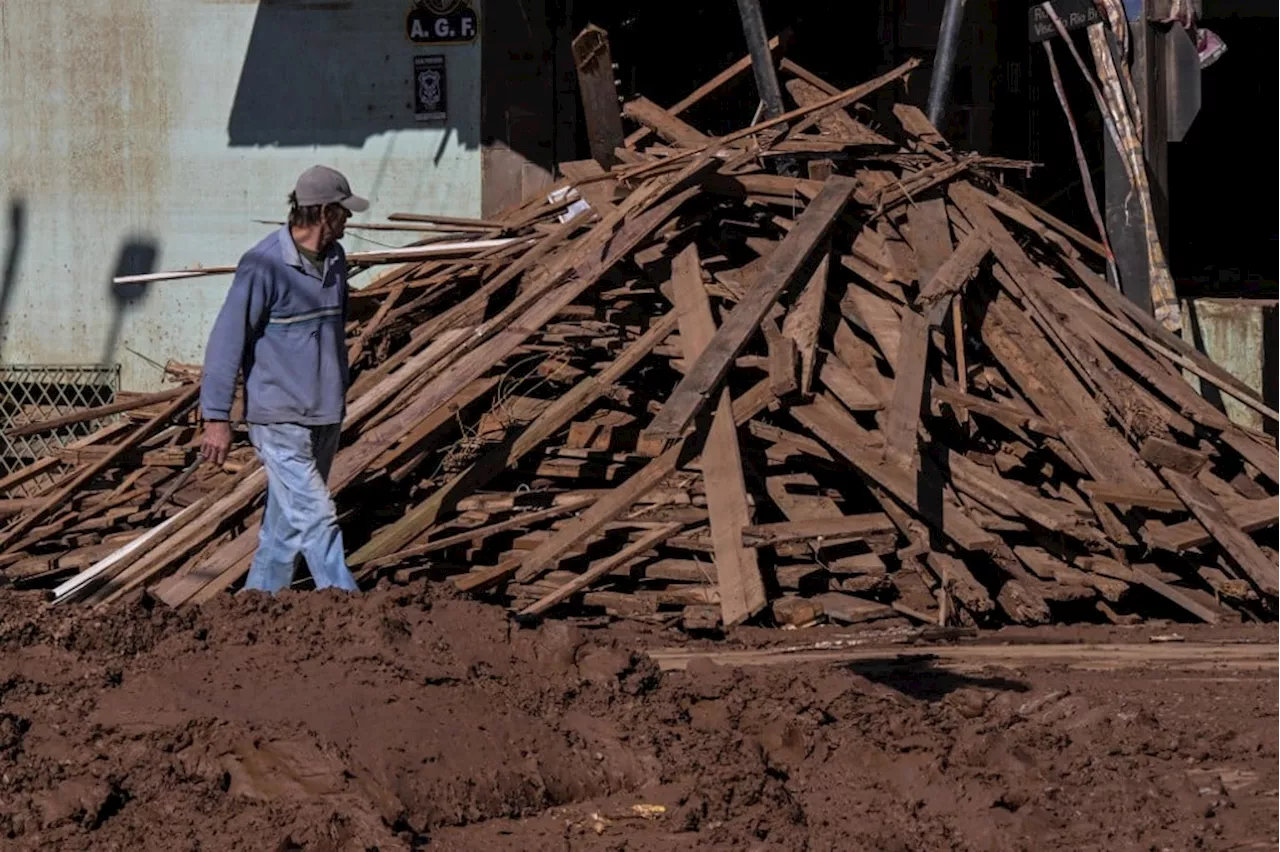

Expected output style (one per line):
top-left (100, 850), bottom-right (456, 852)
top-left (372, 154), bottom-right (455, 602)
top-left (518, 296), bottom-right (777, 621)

top-left (1, 53), bottom-right (1276, 630)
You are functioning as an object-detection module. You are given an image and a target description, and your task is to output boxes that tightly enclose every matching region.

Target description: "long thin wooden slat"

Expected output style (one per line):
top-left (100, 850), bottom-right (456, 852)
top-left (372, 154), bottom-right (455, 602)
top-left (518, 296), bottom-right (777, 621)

top-left (5, 384), bottom-right (191, 439)
top-left (620, 59), bottom-right (919, 184)
top-left (52, 503), bottom-right (202, 603)
top-left (0, 420), bottom-right (134, 496)
top-left (623, 97), bottom-right (710, 147)
top-left (842, 285), bottom-right (902, 370)
top-left (1144, 497), bottom-right (1277, 552)
top-left (647, 176), bottom-right (857, 438)
top-left (916, 232), bottom-right (991, 322)
top-left (741, 514), bottom-right (896, 547)
top-left (152, 520), bottom-right (261, 607)
top-left (517, 523), bottom-right (682, 618)
top-left (670, 242), bottom-right (766, 626)
top-left (1160, 471), bottom-right (1278, 596)
top-left (781, 253), bottom-right (829, 396)
top-left (348, 311), bottom-right (680, 567)
top-left (0, 385), bottom-right (199, 552)
top-left (457, 379), bottom-right (774, 593)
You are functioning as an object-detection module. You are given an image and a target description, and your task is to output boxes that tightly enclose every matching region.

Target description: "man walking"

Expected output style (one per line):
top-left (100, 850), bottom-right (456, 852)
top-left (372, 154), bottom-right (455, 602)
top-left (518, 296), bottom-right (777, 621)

top-left (199, 165), bottom-right (368, 593)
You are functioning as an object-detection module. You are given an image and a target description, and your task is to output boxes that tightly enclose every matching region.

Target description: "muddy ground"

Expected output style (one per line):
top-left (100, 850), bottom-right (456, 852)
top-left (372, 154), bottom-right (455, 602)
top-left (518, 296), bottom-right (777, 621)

top-left (0, 584), bottom-right (1275, 851)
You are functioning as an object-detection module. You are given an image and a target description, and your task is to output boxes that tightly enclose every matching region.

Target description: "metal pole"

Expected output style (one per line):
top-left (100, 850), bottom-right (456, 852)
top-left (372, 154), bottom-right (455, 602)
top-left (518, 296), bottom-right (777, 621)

top-left (926, 0), bottom-right (967, 128)
top-left (734, 0), bottom-right (786, 120)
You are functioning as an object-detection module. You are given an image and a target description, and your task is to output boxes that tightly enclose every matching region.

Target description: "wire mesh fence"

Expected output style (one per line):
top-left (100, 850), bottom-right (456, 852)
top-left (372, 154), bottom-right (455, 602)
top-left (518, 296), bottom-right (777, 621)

top-left (0, 364), bottom-right (120, 497)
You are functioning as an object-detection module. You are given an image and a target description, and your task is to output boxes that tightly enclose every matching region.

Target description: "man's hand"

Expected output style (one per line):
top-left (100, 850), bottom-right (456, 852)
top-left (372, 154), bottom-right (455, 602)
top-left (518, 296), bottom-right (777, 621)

top-left (201, 420), bottom-right (233, 466)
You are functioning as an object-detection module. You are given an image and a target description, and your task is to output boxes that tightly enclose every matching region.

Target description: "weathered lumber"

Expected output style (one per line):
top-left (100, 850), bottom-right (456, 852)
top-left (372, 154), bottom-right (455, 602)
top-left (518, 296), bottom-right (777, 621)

top-left (572, 25), bottom-right (626, 166)
top-left (623, 97), bottom-right (710, 147)
top-left (669, 243), bottom-right (767, 626)
top-left (646, 176), bottom-right (857, 438)
top-left (1143, 497), bottom-right (1277, 552)
top-left (1160, 471), bottom-right (1278, 596)
top-left (741, 515), bottom-right (896, 547)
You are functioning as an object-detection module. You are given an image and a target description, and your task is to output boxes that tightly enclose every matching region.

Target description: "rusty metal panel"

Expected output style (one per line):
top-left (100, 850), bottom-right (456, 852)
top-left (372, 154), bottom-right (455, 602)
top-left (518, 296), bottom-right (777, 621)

top-left (0, 0), bottom-right (482, 392)
top-left (1180, 298), bottom-right (1279, 434)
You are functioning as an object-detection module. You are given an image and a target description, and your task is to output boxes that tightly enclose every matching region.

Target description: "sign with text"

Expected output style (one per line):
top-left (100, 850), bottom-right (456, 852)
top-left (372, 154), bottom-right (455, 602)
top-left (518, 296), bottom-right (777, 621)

top-left (1028, 0), bottom-right (1102, 42)
top-left (413, 55), bottom-right (447, 122)
top-left (407, 0), bottom-right (478, 44)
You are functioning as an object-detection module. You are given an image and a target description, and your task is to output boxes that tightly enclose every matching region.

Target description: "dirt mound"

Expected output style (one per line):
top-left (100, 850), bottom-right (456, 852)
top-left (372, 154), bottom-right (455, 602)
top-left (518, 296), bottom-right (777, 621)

top-left (0, 586), bottom-right (1275, 850)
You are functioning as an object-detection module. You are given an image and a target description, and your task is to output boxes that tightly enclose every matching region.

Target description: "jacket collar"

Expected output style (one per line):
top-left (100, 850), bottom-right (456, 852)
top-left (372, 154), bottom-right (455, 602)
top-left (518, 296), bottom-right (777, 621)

top-left (275, 226), bottom-right (336, 280)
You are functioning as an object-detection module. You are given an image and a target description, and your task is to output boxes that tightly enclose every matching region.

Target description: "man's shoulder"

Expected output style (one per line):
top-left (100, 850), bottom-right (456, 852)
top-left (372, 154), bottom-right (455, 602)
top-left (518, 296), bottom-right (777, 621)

top-left (236, 231), bottom-right (290, 276)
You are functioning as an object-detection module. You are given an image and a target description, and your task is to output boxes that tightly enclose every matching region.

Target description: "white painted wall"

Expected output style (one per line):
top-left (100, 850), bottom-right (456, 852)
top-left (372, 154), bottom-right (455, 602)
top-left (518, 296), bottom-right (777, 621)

top-left (0, 0), bottom-right (482, 391)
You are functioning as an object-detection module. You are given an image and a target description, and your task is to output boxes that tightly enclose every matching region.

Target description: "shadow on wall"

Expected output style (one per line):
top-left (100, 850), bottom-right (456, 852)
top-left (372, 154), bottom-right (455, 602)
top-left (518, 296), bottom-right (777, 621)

top-left (101, 240), bottom-right (158, 368)
top-left (226, 0), bottom-right (480, 151)
top-left (0, 201), bottom-right (24, 349)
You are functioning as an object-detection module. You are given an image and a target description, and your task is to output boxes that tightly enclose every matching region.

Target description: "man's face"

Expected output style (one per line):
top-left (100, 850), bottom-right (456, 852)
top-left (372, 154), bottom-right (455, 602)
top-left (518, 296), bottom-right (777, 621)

top-left (322, 205), bottom-right (351, 244)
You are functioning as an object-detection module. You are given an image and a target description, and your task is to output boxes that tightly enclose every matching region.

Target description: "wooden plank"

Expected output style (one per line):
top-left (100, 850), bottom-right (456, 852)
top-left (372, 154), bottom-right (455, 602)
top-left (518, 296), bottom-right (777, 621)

top-left (881, 309), bottom-right (931, 468)
top-left (884, 198), bottom-right (954, 468)
top-left (741, 515), bottom-right (896, 547)
top-left (456, 379), bottom-right (773, 593)
top-left (1079, 482), bottom-right (1183, 511)
top-left (571, 25), bottom-right (625, 166)
top-left (668, 242), bottom-right (767, 626)
top-left (842, 285), bottom-right (902, 370)
top-left (363, 496), bottom-right (598, 573)
top-left (781, 252), bottom-right (829, 396)
top-left (645, 176), bottom-right (857, 438)
top-left (763, 320), bottom-right (799, 398)
top-left (817, 356), bottom-right (883, 412)
top-left (623, 97), bottom-right (710, 147)
top-left (916, 232), bottom-right (991, 323)
top-left (1160, 471), bottom-right (1279, 596)
top-left (1144, 497), bottom-right (1277, 552)
top-left (892, 103), bottom-right (948, 148)
top-left (517, 523), bottom-right (683, 618)
top-left (906, 199), bottom-right (953, 287)
top-left (5, 385), bottom-right (191, 439)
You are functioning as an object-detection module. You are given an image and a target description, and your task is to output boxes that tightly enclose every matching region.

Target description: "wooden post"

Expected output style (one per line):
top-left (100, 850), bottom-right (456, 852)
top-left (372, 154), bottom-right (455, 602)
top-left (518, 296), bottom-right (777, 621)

top-left (571, 24), bottom-right (625, 168)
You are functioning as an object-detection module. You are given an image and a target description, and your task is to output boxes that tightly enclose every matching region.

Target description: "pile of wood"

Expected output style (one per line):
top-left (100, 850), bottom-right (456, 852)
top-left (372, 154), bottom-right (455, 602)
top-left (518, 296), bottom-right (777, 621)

top-left (1, 53), bottom-right (1276, 629)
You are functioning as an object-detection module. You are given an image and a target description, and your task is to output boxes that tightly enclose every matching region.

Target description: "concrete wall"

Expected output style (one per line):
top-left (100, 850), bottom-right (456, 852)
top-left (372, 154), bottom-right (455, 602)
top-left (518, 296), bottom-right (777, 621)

top-left (1180, 298), bottom-right (1279, 436)
top-left (0, 0), bottom-right (483, 392)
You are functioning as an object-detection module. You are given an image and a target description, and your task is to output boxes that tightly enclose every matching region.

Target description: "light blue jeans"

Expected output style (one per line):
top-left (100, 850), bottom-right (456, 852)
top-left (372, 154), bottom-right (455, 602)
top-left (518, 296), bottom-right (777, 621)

top-left (243, 423), bottom-right (358, 594)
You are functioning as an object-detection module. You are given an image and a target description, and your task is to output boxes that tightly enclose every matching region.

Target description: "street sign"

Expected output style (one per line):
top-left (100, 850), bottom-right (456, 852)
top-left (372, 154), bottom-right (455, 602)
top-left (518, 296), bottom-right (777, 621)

top-left (1029, 0), bottom-right (1103, 42)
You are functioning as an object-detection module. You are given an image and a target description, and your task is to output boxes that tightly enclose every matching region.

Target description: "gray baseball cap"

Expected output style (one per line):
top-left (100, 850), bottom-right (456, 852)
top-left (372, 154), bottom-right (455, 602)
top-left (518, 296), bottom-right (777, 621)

top-left (293, 165), bottom-right (369, 212)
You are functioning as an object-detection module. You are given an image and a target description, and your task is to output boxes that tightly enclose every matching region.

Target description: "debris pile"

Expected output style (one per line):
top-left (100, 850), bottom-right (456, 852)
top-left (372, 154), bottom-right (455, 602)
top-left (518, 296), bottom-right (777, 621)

top-left (1, 54), bottom-right (1276, 628)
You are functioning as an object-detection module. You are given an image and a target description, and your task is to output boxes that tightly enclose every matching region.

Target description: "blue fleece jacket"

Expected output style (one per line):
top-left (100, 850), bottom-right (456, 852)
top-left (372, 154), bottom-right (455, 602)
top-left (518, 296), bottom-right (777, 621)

top-left (200, 227), bottom-right (350, 426)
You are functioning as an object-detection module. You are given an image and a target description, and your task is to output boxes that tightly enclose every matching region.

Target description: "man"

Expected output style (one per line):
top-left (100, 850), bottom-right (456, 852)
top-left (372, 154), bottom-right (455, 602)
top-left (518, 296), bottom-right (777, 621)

top-left (199, 165), bottom-right (369, 593)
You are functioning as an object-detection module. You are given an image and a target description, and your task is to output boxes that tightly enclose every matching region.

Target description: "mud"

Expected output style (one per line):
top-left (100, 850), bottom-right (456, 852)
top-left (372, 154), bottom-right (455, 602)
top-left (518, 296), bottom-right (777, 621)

top-left (0, 584), bottom-right (1275, 851)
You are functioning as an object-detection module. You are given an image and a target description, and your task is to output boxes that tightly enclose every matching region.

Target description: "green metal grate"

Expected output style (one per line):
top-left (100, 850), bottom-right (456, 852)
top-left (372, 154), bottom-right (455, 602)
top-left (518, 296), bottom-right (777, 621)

top-left (0, 364), bottom-right (120, 497)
